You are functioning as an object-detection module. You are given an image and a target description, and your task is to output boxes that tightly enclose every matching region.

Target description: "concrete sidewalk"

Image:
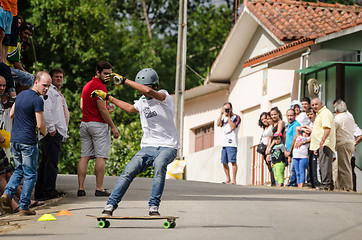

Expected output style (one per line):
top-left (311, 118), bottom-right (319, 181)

top-left (1, 174), bottom-right (362, 240)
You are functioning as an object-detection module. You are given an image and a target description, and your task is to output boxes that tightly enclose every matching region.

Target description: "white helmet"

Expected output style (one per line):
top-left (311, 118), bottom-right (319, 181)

top-left (135, 68), bottom-right (159, 87)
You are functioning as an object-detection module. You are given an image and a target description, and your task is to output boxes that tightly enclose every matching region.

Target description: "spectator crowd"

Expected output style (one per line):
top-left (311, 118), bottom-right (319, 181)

top-left (258, 97), bottom-right (362, 191)
top-left (0, 1), bottom-right (72, 216)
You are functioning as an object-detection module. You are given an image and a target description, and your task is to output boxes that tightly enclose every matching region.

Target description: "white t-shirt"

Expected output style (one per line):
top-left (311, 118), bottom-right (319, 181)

top-left (221, 114), bottom-right (241, 147)
top-left (292, 135), bottom-right (310, 159)
top-left (134, 89), bottom-right (180, 149)
top-left (261, 125), bottom-right (273, 145)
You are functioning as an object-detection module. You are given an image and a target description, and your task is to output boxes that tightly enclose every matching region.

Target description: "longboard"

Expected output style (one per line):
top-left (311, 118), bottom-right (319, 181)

top-left (86, 215), bottom-right (179, 229)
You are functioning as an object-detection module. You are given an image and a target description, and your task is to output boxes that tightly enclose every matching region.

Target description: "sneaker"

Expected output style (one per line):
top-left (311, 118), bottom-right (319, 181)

top-left (19, 209), bottom-right (36, 216)
top-left (77, 190), bottom-right (86, 197)
top-left (0, 193), bottom-right (13, 214)
top-left (149, 206), bottom-right (160, 216)
top-left (95, 189), bottom-right (111, 197)
top-left (101, 204), bottom-right (114, 216)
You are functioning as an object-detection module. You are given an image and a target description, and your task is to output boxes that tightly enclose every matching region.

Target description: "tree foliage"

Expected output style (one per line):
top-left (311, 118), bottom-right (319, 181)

top-left (17, 0), bottom-right (232, 177)
top-left (17, 0), bottom-right (360, 178)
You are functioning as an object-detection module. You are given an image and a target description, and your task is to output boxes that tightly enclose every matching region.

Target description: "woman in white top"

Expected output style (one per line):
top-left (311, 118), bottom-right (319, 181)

top-left (291, 100), bottom-right (311, 126)
top-left (292, 126), bottom-right (311, 188)
top-left (258, 112), bottom-right (275, 186)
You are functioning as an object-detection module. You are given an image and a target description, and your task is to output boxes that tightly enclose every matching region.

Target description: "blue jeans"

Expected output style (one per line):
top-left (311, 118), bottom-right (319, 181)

top-left (107, 147), bottom-right (177, 208)
top-left (293, 158), bottom-right (308, 184)
top-left (5, 142), bottom-right (38, 210)
top-left (10, 67), bottom-right (35, 86)
top-left (288, 161), bottom-right (297, 186)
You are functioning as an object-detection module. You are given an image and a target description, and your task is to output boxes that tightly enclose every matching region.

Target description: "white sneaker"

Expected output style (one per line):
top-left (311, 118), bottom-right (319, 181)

top-left (149, 206), bottom-right (160, 216)
top-left (101, 204), bottom-right (114, 216)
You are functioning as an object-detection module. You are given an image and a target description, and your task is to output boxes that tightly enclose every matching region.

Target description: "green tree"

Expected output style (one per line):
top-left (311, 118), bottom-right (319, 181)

top-left (17, 0), bottom-right (360, 177)
top-left (17, 0), bottom-right (233, 177)
top-left (186, 4), bottom-right (231, 87)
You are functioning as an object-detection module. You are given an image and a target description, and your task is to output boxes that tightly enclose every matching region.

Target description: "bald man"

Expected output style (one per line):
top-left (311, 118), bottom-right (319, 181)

top-left (0, 71), bottom-right (51, 216)
top-left (310, 98), bottom-right (336, 191)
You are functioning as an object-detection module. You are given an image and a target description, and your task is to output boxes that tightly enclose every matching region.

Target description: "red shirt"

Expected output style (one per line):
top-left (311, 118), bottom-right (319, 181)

top-left (81, 77), bottom-right (108, 123)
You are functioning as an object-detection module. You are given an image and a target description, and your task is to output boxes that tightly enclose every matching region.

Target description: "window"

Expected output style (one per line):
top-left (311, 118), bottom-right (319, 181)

top-left (194, 123), bottom-right (214, 152)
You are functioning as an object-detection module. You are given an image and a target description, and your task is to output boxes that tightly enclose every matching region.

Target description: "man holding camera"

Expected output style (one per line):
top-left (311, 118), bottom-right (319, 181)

top-left (217, 102), bottom-right (241, 185)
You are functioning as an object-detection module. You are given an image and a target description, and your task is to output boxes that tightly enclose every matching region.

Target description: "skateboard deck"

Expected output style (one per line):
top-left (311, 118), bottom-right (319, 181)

top-left (87, 215), bottom-right (179, 229)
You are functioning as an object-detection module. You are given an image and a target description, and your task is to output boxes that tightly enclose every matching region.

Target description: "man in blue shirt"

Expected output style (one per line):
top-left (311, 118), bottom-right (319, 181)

top-left (285, 108), bottom-right (301, 187)
top-left (0, 71), bottom-right (51, 216)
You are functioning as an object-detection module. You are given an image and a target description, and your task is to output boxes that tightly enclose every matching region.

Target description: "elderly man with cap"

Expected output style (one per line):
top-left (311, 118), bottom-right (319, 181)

top-left (310, 98), bottom-right (336, 191)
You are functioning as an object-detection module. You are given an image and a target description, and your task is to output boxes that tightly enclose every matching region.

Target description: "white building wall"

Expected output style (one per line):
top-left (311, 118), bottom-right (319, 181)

top-left (185, 136), bottom-right (253, 185)
top-left (183, 89), bottom-right (228, 156)
top-left (227, 68), bottom-right (298, 146)
top-left (230, 26), bottom-right (281, 82)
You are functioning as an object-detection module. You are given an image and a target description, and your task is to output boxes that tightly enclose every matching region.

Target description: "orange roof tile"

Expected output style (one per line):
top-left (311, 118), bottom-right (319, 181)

top-left (247, 0), bottom-right (362, 41)
top-left (243, 37), bottom-right (314, 67)
top-left (243, 0), bottom-right (362, 67)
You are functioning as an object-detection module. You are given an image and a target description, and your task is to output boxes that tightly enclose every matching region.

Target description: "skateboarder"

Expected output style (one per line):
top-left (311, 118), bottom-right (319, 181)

top-left (91, 68), bottom-right (180, 216)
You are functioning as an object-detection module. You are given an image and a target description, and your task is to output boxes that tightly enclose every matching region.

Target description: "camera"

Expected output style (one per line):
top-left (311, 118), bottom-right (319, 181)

top-left (225, 108), bottom-right (230, 113)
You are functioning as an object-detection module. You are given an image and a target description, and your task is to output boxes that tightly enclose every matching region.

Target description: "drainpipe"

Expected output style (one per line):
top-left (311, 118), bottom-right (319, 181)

top-left (298, 47), bottom-right (311, 100)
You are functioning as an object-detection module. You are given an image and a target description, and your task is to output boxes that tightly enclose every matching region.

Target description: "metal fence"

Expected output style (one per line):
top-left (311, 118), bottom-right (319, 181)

top-left (251, 145), bottom-right (290, 186)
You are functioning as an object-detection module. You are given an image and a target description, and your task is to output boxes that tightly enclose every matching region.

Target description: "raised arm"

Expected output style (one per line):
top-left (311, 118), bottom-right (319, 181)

top-left (124, 79), bottom-right (166, 102)
top-left (91, 90), bottom-right (138, 114)
top-left (109, 98), bottom-right (138, 114)
top-left (227, 115), bottom-right (238, 130)
top-left (105, 73), bottom-right (166, 101)
top-left (217, 108), bottom-right (224, 127)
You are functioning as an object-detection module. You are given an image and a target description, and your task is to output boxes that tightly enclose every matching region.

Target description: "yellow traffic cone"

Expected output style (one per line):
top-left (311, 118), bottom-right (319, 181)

top-left (38, 214), bottom-right (56, 221)
top-left (56, 209), bottom-right (73, 216)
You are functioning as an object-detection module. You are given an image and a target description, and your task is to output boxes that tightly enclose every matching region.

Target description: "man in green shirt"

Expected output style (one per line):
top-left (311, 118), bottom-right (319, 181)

top-left (6, 22), bottom-right (35, 89)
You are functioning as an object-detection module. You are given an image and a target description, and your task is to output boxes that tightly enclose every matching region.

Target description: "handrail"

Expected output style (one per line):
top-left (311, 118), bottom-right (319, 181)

top-left (251, 144), bottom-right (290, 185)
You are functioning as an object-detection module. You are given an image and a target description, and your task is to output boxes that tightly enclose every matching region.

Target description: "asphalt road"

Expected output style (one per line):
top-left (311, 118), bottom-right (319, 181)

top-left (1, 174), bottom-right (362, 240)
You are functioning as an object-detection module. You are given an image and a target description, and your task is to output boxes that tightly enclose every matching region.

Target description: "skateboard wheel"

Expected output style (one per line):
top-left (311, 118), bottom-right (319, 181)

top-left (105, 220), bottom-right (110, 228)
top-left (170, 221), bottom-right (176, 228)
top-left (163, 221), bottom-right (171, 229)
top-left (98, 220), bottom-right (106, 228)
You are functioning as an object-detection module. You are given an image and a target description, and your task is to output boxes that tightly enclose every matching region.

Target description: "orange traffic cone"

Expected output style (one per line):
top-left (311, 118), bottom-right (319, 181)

top-left (56, 209), bottom-right (73, 216)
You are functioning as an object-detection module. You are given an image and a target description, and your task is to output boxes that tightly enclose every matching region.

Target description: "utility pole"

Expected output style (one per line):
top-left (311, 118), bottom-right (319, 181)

top-left (174, 0), bottom-right (187, 159)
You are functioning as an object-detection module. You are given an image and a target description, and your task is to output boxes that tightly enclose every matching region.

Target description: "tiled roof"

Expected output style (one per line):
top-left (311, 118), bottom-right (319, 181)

top-left (243, 0), bottom-right (362, 67)
top-left (247, 0), bottom-right (362, 41)
top-left (243, 37), bottom-right (314, 67)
